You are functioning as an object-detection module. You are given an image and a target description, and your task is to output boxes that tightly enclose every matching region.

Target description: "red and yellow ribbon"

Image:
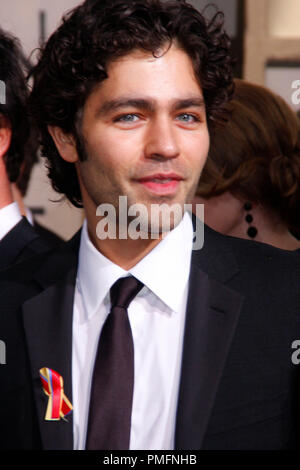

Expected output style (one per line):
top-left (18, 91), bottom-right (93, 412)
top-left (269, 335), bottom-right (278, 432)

top-left (39, 367), bottom-right (73, 421)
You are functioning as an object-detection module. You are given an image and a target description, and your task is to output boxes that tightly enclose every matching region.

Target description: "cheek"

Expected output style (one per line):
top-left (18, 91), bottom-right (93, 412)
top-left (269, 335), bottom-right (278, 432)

top-left (86, 129), bottom-right (140, 168)
top-left (199, 129), bottom-right (210, 158)
top-left (185, 131), bottom-right (210, 170)
top-left (187, 127), bottom-right (209, 152)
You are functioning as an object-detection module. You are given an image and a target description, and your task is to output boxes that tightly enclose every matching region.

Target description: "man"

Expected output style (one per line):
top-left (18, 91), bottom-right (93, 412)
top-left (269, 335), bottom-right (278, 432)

top-left (1, 0), bottom-right (300, 450)
top-left (0, 28), bottom-right (61, 271)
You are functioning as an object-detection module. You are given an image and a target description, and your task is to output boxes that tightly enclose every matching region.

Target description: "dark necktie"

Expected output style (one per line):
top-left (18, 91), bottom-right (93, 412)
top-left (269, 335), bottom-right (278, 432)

top-left (85, 276), bottom-right (143, 450)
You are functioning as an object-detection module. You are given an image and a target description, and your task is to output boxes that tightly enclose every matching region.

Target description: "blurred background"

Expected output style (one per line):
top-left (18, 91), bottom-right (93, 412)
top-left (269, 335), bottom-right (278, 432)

top-left (1, 0), bottom-right (300, 240)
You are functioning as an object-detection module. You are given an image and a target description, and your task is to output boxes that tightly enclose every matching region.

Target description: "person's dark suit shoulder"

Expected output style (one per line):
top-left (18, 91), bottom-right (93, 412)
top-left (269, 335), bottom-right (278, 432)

top-left (34, 220), bottom-right (63, 247)
top-left (0, 217), bottom-right (63, 271)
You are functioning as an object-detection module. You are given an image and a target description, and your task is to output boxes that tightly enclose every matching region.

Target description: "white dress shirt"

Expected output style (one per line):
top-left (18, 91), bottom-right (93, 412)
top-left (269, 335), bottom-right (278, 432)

top-left (0, 202), bottom-right (22, 240)
top-left (72, 212), bottom-right (194, 450)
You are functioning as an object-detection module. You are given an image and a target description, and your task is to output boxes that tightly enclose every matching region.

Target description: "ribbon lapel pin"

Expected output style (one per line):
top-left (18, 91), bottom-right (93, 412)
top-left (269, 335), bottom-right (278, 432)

top-left (39, 367), bottom-right (73, 421)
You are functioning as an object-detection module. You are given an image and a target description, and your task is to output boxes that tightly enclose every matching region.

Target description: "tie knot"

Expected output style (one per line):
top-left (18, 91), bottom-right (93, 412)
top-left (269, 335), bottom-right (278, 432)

top-left (110, 276), bottom-right (143, 309)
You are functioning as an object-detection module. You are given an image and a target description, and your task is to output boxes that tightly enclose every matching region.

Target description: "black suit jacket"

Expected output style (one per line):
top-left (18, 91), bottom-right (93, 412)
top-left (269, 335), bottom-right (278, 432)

top-left (0, 217), bottom-right (62, 271)
top-left (1, 218), bottom-right (300, 450)
top-left (34, 220), bottom-right (63, 247)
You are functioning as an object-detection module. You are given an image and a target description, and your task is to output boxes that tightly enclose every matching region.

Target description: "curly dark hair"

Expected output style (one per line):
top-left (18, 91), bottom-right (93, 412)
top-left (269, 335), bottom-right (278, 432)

top-left (30, 0), bottom-right (234, 207)
top-left (0, 28), bottom-right (37, 189)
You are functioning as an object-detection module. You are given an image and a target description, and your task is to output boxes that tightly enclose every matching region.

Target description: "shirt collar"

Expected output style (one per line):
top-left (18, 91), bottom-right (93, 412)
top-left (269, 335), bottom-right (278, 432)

top-left (0, 202), bottom-right (22, 240)
top-left (130, 211), bottom-right (193, 313)
top-left (77, 212), bottom-right (193, 320)
top-left (26, 208), bottom-right (34, 226)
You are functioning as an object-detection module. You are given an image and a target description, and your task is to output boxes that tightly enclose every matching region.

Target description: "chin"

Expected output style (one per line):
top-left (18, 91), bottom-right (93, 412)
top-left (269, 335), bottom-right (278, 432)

top-left (148, 207), bottom-right (184, 235)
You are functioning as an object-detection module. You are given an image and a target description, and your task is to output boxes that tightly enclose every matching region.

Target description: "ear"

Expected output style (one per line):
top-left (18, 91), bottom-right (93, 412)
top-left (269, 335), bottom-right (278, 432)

top-left (0, 114), bottom-right (12, 159)
top-left (48, 125), bottom-right (79, 163)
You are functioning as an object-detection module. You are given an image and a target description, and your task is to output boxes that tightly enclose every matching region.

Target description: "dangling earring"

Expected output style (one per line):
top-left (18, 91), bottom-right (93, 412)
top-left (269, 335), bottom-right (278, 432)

top-left (244, 202), bottom-right (258, 239)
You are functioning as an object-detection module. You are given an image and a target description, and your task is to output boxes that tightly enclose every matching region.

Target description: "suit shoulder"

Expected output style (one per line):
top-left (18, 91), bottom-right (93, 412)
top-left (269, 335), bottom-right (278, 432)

top-left (0, 241), bottom-right (77, 285)
top-left (34, 220), bottom-right (63, 247)
top-left (204, 224), bottom-right (300, 263)
top-left (196, 224), bottom-right (300, 284)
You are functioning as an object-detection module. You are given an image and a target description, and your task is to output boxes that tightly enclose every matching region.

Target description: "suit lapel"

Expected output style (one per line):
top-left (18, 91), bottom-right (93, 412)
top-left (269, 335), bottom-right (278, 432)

top-left (21, 216), bottom-right (243, 450)
top-left (22, 236), bottom-right (80, 450)
top-left (175, 221), bottom-right (244, 449)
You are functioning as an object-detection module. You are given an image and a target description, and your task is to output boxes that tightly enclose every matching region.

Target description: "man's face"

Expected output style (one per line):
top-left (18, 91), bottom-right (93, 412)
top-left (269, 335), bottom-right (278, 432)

top-left (74, 44), bottom-right (210, 233)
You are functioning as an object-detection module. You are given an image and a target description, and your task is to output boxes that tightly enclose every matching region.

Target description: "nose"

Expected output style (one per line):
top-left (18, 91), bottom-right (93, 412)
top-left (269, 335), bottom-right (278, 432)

top-left (144, 116), bottom-right (180, 161)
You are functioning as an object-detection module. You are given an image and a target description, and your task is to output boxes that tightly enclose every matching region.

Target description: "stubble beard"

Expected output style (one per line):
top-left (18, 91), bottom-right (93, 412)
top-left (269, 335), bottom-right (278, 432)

top-left (76, 133), bottom-right (198, 239)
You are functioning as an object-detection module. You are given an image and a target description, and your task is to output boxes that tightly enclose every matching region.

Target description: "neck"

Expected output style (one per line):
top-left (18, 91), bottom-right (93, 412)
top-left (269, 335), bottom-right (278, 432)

top-left (226, 206), bottom-right (300, 251)
top-left (11, 183), bottom-right (26, 216)
top-left (86, 218), bottom-right (164, 270)
top-left (0, 158), bottom-right (13, 209)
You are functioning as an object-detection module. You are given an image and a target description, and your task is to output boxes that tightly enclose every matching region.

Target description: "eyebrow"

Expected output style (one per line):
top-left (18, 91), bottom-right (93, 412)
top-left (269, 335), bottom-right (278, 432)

top-left (95, 96), bottom-right (205, 117)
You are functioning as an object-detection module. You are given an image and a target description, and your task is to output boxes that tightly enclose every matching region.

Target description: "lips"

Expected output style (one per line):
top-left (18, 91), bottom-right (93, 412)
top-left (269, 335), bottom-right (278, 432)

top-left (135, 173), bottom-right (183, 195)
top-left (137, 173), bottom-right (183, 182)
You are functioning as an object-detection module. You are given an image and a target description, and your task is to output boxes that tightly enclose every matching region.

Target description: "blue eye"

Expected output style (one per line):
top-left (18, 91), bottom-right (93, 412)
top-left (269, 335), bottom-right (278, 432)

top-left (177, 113), bottom-right (199, 123)
top-left (116, 114), bottom-right (139, 122)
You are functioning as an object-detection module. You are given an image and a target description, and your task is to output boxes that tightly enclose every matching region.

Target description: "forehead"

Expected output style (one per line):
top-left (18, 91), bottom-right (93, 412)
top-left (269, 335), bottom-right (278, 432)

top-left (86, 44), bottom-right (204, 108)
